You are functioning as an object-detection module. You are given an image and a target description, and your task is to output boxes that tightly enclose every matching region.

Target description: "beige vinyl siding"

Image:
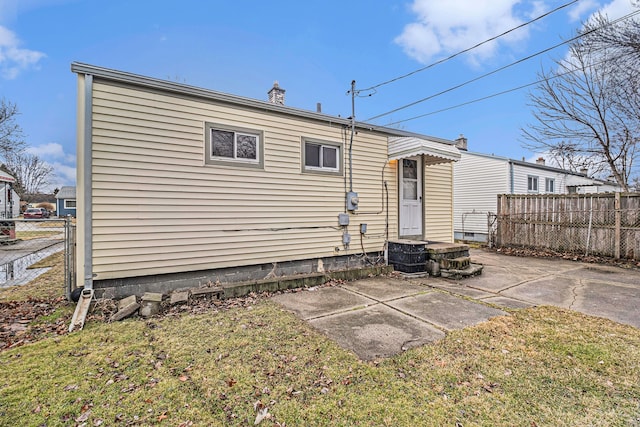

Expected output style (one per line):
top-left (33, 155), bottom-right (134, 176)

top-left (424, 162), bottom-right (454, 242)
top-left (89, 81), bottom-right (397, 280)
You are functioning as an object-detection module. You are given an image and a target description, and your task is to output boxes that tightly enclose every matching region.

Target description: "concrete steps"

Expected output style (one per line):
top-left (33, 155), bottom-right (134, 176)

top-left (388, 240), bottom-right (483, 278)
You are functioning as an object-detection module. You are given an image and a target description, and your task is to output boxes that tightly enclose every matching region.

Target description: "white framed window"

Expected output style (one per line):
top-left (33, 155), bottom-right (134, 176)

top-left (204, 122), bottom-right (263, 169)
top-left (64, 199), bottom-right (76, 209)
top-left (302, 138), bottom-right (342, 175)
top-left (545, 178), bottom-right (555, 193)
top-left (528, 175), bottom-right (539, 192)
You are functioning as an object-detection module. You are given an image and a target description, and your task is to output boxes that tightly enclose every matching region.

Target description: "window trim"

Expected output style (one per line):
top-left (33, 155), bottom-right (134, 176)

top-left (64, 199), bottom-right (77, 209)
top-left (204, 122), bottom-right (264, 169)
top-left (527, 175), bottom-right (539, 193)
top-left (545, 178), bottom-right (555, 193)
top-left (301, 138), bottom-right (343, 175)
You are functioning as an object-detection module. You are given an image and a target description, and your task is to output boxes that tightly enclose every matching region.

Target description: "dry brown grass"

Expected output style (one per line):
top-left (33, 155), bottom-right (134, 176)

top-left (0, 252), bottom-right (639, 425)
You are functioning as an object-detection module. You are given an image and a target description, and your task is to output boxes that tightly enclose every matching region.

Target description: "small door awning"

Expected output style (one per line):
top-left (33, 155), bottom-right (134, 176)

top-left (388, 136), bottom-right (461, 165)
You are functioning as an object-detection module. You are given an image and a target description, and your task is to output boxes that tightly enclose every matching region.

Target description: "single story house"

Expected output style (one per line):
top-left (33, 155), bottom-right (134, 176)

top-left (71, 62), bottom-right (461, 297)
top-left (0, 170), bottom-right (20, 218)
top-left (56, 186), bottom-right (77, 217)
top-left (453, 137), bottom-right (623, 242)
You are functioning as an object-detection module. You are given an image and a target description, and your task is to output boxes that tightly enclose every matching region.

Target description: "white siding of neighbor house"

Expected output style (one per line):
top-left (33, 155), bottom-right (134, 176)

top-left (424, 162), bottom-right (454, 242)
top-left (84, 80), bottom-right (399, 280)
top-left (511, 163), bottom-right (569, 194)
top-left (453, 152), bottom-right (509, 236)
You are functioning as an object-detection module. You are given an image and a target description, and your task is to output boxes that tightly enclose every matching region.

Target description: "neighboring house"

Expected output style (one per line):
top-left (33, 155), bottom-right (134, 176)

top-left (453, 137), bottom-right (623, 242)
top-left (23, 193), bottom-right (57, 214)
top-left (0, 170), bottom-right (20, 218)
top-left (71, 63), bottom-right (461, 297)
top-left (56, 186), bottom-right (77, 217)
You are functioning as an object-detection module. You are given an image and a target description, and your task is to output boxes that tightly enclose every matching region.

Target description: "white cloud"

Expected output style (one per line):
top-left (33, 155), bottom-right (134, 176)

top-left (568, 0), bottom-right (599, 22)
top-left (26, 142), bottom-right (76, 190)
top-left (395, 0), bottom-right (539, 65)
top-left (598, 0), bottom-right (637, 20)
top-left (0, 25), bottom-right (45, 79)
top-left (26, 142), bottom-right (74, 163)
top-left (49, 162), bottom-right (76, 187)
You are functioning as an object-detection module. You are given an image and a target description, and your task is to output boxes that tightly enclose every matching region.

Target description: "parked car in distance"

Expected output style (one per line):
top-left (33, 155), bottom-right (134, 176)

top-left (23, 208), bottom-right (49, 219)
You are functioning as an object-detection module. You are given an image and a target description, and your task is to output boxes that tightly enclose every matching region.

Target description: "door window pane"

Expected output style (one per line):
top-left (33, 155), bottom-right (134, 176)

top-left (403, 181), bottom-right (418, 200)
top-left (403, 159), bottom-right (417, 179)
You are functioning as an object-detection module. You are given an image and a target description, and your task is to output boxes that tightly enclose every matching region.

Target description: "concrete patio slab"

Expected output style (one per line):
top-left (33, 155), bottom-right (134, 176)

top-left (470, 249), bottom-right (578, 270)
top-left (572, 281), bottom-right (640, 327)
top-left (420, 279), bottom-right (496, 299)
top-left (501, 277), bottom-right (579, 308)
top-left (454, 264), bottom-right (542, 293)
top-left (309, 304), bottom-right (445, 361)
top-left (480, 296), bottom-right (536, 310)
top-left (272, 248), bottom-right (640, 360)
top-left (271, 287), bottom-right (374, 320)
top-left (387, 292), bottom-right (507, 331)
top-left (560, 265), bottom-right (640, 287)
top-left (339, 277), bottom-right (427, 301)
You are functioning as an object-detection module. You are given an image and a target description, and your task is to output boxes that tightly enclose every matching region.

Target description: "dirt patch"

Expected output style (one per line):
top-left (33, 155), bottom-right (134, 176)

top-left (492, 246), bottom-right (640, 270)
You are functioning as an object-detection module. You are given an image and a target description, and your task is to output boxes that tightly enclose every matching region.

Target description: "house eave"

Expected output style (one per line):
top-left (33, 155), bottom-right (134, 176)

top-left (70, 62), bottom-right (453, 143)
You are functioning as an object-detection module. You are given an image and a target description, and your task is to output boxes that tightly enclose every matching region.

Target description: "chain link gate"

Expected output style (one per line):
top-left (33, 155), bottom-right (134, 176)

top-left (0, 217), bottom-right (76, 299)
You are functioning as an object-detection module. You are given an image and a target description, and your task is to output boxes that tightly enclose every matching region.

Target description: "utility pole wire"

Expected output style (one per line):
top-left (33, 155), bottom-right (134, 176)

top-left (365, 9), bottom-right (640, 122)
top-left (360, 0), bottom-right (580, 92)
top-left (384, 52), bottom-right (630, 126)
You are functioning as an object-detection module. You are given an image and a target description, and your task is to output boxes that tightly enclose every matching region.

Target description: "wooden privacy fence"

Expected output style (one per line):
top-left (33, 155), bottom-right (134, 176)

top-left (495, 193), bottom-right (640, 260)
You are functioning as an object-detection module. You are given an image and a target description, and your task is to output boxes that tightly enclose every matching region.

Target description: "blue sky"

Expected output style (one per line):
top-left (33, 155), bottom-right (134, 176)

top-left (0, 0), bottom-right (635, 190)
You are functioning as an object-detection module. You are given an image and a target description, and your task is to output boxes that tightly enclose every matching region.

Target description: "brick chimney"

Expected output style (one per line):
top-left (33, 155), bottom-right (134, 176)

top-left (268, 81), bottom-right (285, 105)
top-left (536, 157), bottom-right (545, 165)
top-left (454, 134), bottom-right (467, 151)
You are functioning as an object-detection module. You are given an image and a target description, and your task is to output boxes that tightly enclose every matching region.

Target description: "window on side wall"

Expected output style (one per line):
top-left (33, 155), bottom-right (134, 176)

top-left (527, 175), bottom-right (539, 192)
top-left (301, 138), bottom-right (343, 175)
top-left (545, 178), bottom-right (555, 193)
top-left (204, 122), bottom-right (263, 169)
top-left (64, 199), bottom-right (76, 209)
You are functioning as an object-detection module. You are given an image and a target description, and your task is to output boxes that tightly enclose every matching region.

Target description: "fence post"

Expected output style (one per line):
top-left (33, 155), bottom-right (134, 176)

top-left (64, 216), bottom-right (71, 300)
top-left (614, 192), bottom-right (621, 259)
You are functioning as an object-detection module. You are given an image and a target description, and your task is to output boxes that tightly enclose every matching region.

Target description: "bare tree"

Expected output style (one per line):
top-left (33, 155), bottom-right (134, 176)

top-left (2, 151), bottom-right (54, 196)
top-left (0, 98), bottom-right (26, 157)
top-left (0, 99), bottom-right (56, 196)
top-left (523, 14), bottom-right (640, 191)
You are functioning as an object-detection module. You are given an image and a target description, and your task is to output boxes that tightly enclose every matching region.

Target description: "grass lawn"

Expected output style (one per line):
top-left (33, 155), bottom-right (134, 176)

top-left (0, 259), bottom-right (639, 426)
top-left (15, 230), bottom-right (62, 240)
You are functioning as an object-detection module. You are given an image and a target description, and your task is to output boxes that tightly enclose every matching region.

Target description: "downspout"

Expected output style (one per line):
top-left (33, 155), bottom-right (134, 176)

top-left (509, 161), bottom-right (514, 194)
top-left (83, 74), bottom-right (94, 290)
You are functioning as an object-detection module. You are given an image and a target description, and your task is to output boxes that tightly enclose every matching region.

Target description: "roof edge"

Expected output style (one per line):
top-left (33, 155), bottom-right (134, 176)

top-left (70, 62), bottom-right (455, 144)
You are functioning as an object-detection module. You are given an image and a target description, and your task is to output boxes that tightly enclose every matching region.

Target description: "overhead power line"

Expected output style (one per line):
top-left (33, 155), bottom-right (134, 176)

top-left (360, 0), bottom-right (580, 92)
top-left (365, 9), bottom-right (640, 122)
top-left (384, 52), bottom-right (628, 126)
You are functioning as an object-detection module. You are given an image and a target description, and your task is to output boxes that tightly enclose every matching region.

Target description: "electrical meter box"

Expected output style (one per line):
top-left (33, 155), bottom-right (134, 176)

top-left (338, 213), bottom-right (350, 226)
top-left (346, 191), bottom-right (359, 211)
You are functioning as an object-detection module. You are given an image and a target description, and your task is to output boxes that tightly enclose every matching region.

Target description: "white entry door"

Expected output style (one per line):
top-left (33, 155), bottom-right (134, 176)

top-left (399, 157), bottom-right (423, 237)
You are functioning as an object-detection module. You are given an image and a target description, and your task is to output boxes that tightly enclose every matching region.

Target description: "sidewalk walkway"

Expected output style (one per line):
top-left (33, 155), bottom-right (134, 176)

top-left (272, 249), bottom-right (640, 360)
